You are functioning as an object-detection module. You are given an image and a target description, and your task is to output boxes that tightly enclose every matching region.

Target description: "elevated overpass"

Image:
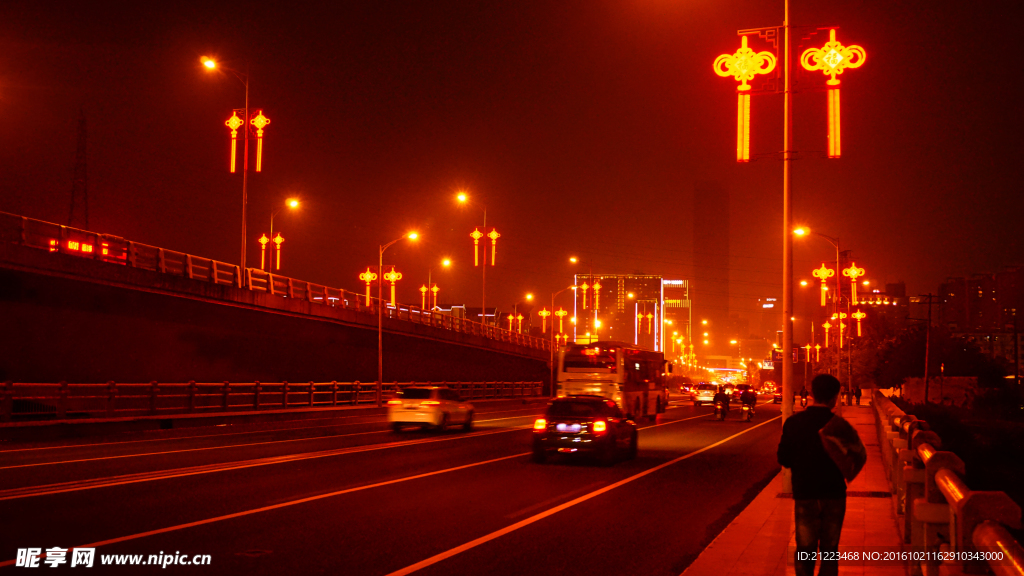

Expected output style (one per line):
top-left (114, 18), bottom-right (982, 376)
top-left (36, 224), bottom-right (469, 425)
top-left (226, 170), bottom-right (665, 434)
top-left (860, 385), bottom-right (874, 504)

top-left (0, 212), bottom-right (550, 385)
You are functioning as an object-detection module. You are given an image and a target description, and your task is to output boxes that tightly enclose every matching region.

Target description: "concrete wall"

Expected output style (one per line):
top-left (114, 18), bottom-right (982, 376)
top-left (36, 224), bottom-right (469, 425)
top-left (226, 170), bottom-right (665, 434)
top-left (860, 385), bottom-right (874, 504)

top-left (0, 245), bottom-right (548, 384)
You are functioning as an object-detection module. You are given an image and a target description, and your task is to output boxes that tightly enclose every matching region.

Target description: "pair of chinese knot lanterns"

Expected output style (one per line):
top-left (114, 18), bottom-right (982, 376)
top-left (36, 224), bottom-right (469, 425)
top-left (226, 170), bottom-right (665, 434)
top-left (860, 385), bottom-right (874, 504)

top-left (357, 267), bottom-right (404, 308)
top-left (715, 28), bottom-right (865, 161)
top-left (224, 110), bottom-right (270, 172)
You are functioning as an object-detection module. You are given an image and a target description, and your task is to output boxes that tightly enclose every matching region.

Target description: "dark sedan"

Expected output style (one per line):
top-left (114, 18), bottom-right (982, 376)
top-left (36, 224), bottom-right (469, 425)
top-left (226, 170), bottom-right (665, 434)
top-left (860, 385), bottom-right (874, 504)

top-left (532, 396), bottom-right (638, 465)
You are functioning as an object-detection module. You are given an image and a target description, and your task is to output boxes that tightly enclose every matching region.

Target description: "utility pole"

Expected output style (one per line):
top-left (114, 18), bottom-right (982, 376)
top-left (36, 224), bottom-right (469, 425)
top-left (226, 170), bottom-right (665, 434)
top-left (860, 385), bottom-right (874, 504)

top-left (923, 293), bottom-right (933, 404)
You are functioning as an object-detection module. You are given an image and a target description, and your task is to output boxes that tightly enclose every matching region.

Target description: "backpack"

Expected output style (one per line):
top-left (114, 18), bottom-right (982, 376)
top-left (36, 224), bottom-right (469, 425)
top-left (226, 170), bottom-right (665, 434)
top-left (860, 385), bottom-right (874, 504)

top-left (818, 414), bottom-right (867, 483)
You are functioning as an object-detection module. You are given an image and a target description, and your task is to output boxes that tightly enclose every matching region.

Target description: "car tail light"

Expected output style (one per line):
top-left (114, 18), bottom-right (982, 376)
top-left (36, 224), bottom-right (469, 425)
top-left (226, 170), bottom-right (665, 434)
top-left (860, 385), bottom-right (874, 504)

top-left (592, 420), bottom-right (607, 433)
top-left (421, 400), bottom-right (440, 405)
top-left (386, 400), bottom-right (402, 405)
top-left (534, 418), bottom-right (547, 430)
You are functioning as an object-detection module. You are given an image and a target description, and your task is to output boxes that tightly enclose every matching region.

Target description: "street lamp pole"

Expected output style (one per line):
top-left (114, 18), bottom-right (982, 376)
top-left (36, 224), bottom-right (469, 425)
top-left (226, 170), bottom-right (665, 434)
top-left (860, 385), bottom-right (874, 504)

top-left (201, 58), bottom-right (250, 273)
top-left (378, 232), bottom-right (418, 406)
top-left (782, 0), bottom-right (795, 423)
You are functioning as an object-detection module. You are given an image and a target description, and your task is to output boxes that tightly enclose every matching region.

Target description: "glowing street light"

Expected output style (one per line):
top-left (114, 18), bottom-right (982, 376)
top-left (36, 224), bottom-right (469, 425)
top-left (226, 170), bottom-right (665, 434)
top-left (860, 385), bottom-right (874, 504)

top-left (264, 198), bottom-right (299, 271)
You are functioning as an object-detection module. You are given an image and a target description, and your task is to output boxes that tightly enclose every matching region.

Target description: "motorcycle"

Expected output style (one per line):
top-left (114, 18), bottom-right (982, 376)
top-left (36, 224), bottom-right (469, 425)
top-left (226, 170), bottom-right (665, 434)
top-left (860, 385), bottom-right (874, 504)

top-left (800, 396), bottom-right (808, 408)
top-left (741, 403), bottom-right (754, 422)
top-left (714, 401), bottom-right (727, 421)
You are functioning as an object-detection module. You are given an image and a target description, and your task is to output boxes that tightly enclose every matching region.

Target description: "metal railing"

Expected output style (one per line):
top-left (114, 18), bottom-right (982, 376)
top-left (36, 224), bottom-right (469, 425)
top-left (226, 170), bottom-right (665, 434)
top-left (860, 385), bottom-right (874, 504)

top-left (0, 380), bottom-right (544, 422)
top-left (872, 389), bottom-right (1024, 576)
top-left (0, 211), bottom-right (550, 352)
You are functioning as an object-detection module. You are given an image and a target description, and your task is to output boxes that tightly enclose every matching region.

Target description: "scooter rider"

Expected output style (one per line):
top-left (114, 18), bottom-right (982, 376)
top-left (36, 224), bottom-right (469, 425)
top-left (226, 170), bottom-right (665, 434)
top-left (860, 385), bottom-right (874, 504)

top-left (799, 385), bottom-right (809, 407)
top-left (740, 387), bottom-right (757, 415)
top-left (712, 388), bottom-right (731, 416)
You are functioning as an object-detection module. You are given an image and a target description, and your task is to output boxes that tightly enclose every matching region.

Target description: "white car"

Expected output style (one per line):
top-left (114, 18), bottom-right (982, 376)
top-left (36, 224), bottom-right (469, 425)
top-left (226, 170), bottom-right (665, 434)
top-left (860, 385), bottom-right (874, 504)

top-left (387, 386), bottom-right (474, 431)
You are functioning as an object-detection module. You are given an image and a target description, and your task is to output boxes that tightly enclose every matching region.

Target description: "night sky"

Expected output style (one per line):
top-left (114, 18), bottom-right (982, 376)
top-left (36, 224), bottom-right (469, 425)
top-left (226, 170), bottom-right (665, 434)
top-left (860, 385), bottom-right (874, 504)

top-left (2, 0), bottom-right (1021, 330)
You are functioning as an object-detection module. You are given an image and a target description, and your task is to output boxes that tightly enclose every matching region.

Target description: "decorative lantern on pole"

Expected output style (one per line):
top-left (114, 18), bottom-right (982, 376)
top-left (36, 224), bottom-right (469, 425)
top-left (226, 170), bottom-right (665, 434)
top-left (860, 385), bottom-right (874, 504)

top-left (507, 314), bottom-right (515, 331)
top-left (272, 233), bottom-right (284, 270)
top-left (383, 267), bottom-right (402, 306)
top-left (516, 314), bottom-right (524, 333)
top-left (249, 111), bottom-right (270, 172)
top-left (823, 321), bottom-right (832, 347)
top-left (538, 308), bottom-right (551, 333)
top-left (470, 228), bottom-right (484, 266)
top-left (843, 263), bottom-right (866, 305)
top-left (359, 268), bottom-right (377, 307)
top-left (800, 29), bottom-right (866, 159)
top-left (812, 264), bottom-right (835, 307)
top-left (580, 282), bottom-right (590, 309)
top-left (258, 234), bottom-right (270, 270)
top-left (225, 112), bottom-right (244, 173)
top-left (646, 313), bottom-right (654, 334)
top-left (852, 309), bottom-right (866, 337)
top-left (713, 35), bottom-right (778, 162)
top-left (555, 308), bottom-right (568, 334)
top-left (815, 344), bottom-right (822, 362)
top-left (593, 280), bottom-right (602, 309)
top-left (419, 285), bottom-right (428, 309)
top-left (487, 229), bottom-right (500, 266)
top-left (430, 284), bottom-right (439, 309)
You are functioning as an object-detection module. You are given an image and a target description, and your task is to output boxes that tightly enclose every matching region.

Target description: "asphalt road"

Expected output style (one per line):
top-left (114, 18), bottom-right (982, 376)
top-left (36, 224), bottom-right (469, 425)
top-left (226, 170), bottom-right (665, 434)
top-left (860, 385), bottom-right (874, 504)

top-left (0, 395), bottom-right (783, 575)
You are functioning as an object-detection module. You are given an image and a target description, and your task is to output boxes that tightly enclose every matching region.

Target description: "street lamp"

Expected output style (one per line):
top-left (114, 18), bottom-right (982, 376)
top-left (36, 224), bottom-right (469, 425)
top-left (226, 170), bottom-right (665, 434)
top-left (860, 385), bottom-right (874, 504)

top-left (202, 56), bottom-right (252, 273)
top-left (457, 192), bottom-right (493, 325)
top-left (377, 231), bottom-right (418, 406)
top-left (794, 227), bottom-right (842, 376)
top-left (421, 257), bottom-right (452, 310)
top-left (264, 197), bottom-right (299, 271)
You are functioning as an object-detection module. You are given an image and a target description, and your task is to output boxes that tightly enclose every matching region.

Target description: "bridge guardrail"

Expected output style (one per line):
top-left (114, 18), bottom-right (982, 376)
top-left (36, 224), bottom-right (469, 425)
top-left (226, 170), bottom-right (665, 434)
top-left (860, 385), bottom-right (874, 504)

top-left (872, 389), bottom-right (1023, 576)
top-left (0, 211), bottom-right (551, 353)
top-left (0, 380), bottom-right (544, 422)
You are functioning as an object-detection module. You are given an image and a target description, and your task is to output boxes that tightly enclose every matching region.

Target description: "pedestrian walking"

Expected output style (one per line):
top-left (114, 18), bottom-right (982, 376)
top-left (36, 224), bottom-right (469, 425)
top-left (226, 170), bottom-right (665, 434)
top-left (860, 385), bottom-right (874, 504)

top-left (777, 374), bottom-right (867, 576)
top-left (854, 386), bottom-right (862, 406)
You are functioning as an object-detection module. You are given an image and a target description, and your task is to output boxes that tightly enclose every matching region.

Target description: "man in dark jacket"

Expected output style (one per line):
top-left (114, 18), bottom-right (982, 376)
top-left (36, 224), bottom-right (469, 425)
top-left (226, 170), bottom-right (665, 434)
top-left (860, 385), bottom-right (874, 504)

top-left (777, 374), bottom-right (861, 576)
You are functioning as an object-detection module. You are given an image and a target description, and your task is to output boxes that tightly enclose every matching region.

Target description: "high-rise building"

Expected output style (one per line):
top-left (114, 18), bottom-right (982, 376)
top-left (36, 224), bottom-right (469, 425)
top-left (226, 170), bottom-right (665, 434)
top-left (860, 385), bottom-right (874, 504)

top-left (572, 274), bottom-right (690, 353)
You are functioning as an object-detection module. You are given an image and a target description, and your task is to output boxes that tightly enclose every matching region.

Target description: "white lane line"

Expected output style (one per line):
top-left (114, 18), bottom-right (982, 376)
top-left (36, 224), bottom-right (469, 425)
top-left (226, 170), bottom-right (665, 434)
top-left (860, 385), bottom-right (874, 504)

top-left (0, 427), bottom-right (532, 501)
top-left (0, 407), bottom-right (727, 567)
top-left (0, 451), bottom-right (531, 569)
top-left (0, 412), bottom-right (543, 470)
top-left (0, 407), bottom-right (544, 454)
top-left (384, 415), bottom-right (783, 576)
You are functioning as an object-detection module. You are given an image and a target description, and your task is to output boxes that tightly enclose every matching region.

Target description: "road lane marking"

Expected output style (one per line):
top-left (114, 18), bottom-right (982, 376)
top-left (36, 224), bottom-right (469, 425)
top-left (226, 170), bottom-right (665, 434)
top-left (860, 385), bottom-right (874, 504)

top-left (0, 413), bottom-right (543, 470)
top-left (384, 415), bottom-right (783, 576)
top-left (0, 406), bottom-right (544, 453)
top-left (0, 407), bottom-right (728, 567)
top-left (0, 451), bottom-right (531, 569)
top-left (0, 426), bottom-right (532, 501)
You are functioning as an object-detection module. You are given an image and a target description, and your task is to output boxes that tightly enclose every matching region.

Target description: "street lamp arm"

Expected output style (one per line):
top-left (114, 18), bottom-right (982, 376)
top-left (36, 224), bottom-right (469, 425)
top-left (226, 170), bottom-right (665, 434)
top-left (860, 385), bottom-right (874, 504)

top-left (814, 231), bottom-right (840, 248)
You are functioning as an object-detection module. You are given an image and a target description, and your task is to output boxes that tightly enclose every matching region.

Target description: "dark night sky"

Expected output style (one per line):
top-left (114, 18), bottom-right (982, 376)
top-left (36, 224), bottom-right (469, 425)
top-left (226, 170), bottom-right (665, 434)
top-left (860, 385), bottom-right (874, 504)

top-left (1, 0), bottom-right (1021, 330)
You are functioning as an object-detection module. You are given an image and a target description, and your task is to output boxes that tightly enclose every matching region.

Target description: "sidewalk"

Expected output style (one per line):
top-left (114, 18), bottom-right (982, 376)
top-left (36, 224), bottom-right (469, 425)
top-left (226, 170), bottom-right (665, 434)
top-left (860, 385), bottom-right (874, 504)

top-left (682, 401), bottom-right (907, 576)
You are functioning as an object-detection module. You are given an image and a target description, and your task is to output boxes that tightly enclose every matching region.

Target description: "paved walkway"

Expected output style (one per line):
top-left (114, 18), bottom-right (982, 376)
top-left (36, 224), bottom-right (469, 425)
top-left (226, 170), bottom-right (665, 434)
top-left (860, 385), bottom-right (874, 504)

top-left (682, 401), bottom-right (908, 576)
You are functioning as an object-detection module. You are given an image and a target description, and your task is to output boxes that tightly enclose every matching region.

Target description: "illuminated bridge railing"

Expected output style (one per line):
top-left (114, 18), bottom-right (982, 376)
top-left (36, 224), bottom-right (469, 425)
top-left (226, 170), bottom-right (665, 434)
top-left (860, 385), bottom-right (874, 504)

top-left (0, 212), bottom-right (550, 352)
top-left (0, 381), bottom-right (544, 422)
